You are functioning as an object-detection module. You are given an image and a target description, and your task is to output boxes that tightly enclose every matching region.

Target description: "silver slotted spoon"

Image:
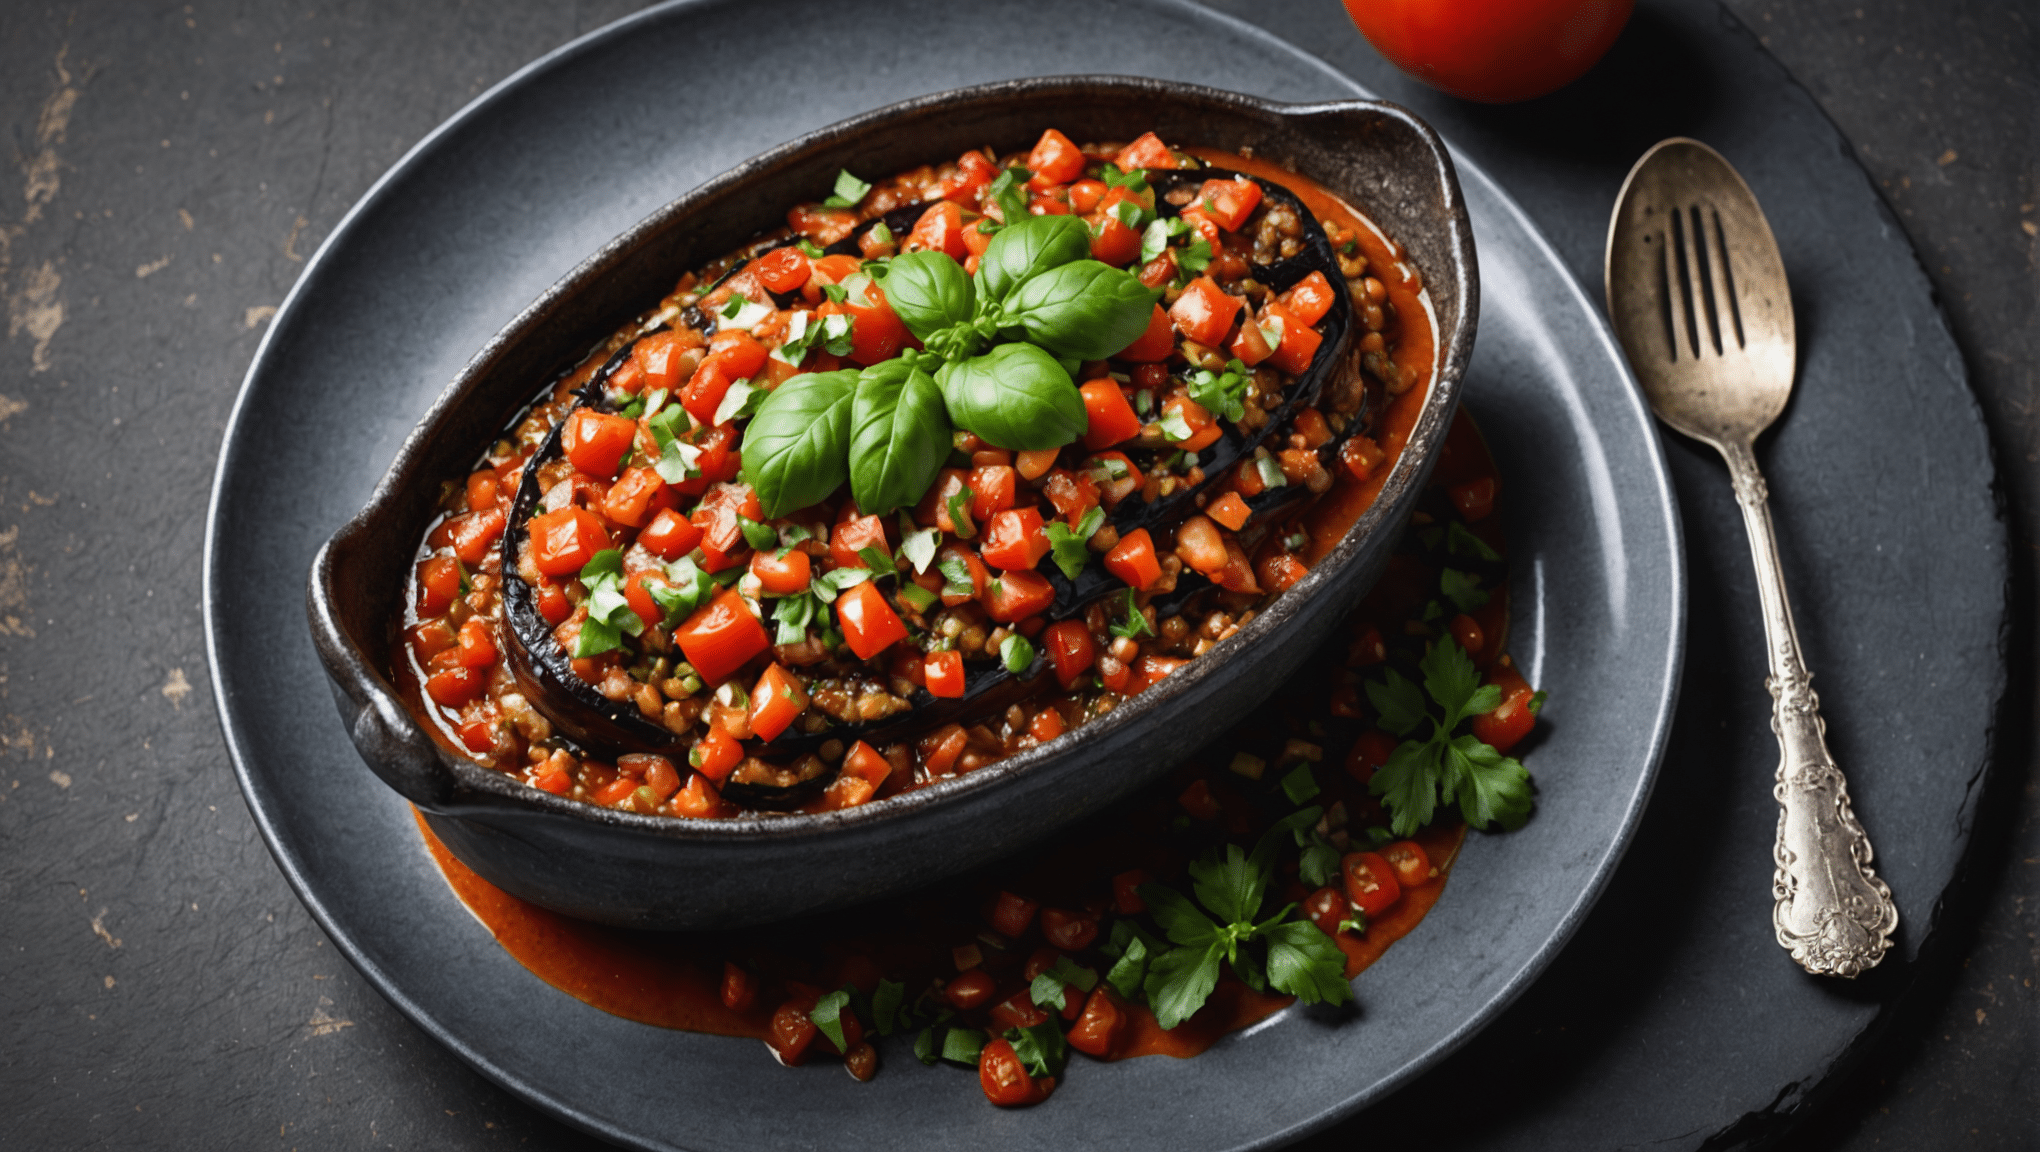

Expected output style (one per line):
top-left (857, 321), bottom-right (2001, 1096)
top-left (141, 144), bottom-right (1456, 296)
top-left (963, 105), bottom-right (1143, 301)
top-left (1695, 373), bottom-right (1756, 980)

top-left (1606, 138), bottom-right (1898, 977)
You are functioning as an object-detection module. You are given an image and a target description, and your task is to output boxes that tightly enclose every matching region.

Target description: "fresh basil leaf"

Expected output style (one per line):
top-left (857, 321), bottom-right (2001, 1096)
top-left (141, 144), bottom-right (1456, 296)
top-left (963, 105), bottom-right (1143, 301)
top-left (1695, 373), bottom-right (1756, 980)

top-left (738, 369), bottom-right (858, 518)
top-left (946, 485), bottom-right (976, 537)
top-left (939, 1027), bottom-right (986, 1066)
top-left (822, 168), bottom-right (871, 209)
top-left (976, 214), bottom-right (1091, 305)
top-left (881, 250), bottom-right (975, 341)
top-left (987, 166), bottom-right (1032, 226)
top-left (1007, 1020), bottom-right (1067, 1080)
top-left (572, 613), bottom-right (622, 658)
top-left (849, 359), bottom-right (951, 519)
top-left (809, 989), bottom-right (852, 1051)
top-left (871, 979), bottom-right (906, 1036)
top-left (1108, 197), bottom-right (1148, 234)
top-left (579, 549), bottom-right (624, 583)
top-left (1105, 934), bottom-right (1149, 1000)
top-left (1262, 919), bottom-right (1352, 1006)
top-left (936, 343), bottom-right (1087, 450)
top-left (1186, 364), bottom-right (1248, 424)
top-left (1000, 260), bottom-right (1156, 361)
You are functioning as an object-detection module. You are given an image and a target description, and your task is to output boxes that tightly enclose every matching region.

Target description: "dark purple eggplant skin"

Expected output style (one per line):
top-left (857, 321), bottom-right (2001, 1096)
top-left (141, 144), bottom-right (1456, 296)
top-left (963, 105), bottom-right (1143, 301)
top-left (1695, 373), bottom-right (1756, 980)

top-left (306, 77), bottom-right (1476, 931)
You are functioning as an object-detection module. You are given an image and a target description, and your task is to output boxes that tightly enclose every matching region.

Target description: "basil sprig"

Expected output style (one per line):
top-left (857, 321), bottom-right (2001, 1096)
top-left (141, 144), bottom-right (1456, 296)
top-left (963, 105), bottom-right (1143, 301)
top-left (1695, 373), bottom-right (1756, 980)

top-left (739, 370), bottom-right (858, 519)
top-left (849, 359), bottom-right (951, 519)
top-left (975, 215), bottom-right (1091, 305)
top-left (935, 344), bottom-right (1087, 451)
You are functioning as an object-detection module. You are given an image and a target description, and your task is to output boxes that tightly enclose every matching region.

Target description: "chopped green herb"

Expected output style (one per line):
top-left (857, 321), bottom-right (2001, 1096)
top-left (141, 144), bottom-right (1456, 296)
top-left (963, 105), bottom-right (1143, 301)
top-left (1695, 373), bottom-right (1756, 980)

top-left (896, 583), bottom-right (937, 612)
top-left (795, 239), bottom-right (826, 259)
top-left (818, 312), bottom-right (855, 356)
top-left (1000, 632), bottom-right (1035, 674)
top-left (1440, 568), bottom-right (1489, 614)
top-left (1446, 520), bottom-right (1500, 561)
top-left (713, 377), bottom-right (765, 426)
top-left (1109, 588), bottom-right (1154, 640)
top-left (772, 591), bottom-right (818, 645)
top-left (987, 166), bottom-right (1032, 226)
top-left (856, 544), bottom-right (895, 579)
top-left (947, 485), bottom-right (977, 538)
top-left (1279, 763), bottom-right (1320, 804)
top-left (938, 555), bottom-right (975, 598)
top-left (869, 221), bottom-right (893, 247)
top-left (1186, 359), bottom-right (1250, 424)
top-left (914, 1027), bottom-right (938, 1065)
top-left (1175, 236), bottom-right (1213, 277)
top-left (870, 979), bottom-right (907, 1036)
top-left (820, 282), bottom-right (848, 304)
top-left (939, 1027), bottom-right (986, 1066)
top-left (898, 520), bottom-right (940, 574)
top-left (1042, 506), bottom-right (1104, 579)
top-left (738, 516), bottom-right (779, 552)
top-left (1006, 1020), bottom-right (1068, 1079)
top-left (718, 293), bottom-right (772, 330)
top-left (822, 169), bottom-right (872, 209)
top-left (1157, 408), bottom-right (1195, 443)
top-left (1254, 454), bottom-right (1288, 490)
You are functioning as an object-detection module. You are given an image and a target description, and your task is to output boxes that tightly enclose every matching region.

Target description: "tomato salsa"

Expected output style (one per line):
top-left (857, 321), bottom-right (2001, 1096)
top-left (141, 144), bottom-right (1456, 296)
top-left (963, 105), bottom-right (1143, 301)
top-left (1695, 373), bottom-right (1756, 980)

top-left (416, 405), bottom-right (1539, 1106)
top-left (395, 129), bottom-right (1439, 818)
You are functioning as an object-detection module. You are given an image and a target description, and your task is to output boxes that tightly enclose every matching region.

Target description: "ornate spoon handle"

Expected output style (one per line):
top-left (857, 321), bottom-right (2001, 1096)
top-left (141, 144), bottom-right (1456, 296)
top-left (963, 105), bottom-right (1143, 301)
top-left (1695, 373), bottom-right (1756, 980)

top-left (1717, 438), bottom-right (1898, 977)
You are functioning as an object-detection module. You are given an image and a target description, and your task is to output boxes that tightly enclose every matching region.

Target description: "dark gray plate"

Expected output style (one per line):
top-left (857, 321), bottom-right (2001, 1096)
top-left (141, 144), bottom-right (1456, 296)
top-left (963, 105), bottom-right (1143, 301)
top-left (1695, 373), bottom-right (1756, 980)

top-left (204, 1), bottom-right (1681, 1148)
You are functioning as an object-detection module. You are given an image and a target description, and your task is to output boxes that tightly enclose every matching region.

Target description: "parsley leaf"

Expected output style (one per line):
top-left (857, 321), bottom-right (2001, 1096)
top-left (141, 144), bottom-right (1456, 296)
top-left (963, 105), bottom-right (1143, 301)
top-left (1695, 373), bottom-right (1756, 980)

top-left (1186, 360), bottom-right (1250, 424)
top-left (1447, 520), bottom-right (1500, 561)
top-left (1029, 955), bottom-right (1097, 1013)
top-left (1188, 843), bottom-right (1266, 927)
top-left (1007, 1021), bottom-right (1068, 1079)
top-left (822, 169), bottom-right (871, 209)
top-left (1440, 567), bottom-right (1488, 613)
top-left (939, 1027), bottom-right (986, 1066)
top-left (1365, 638), bottom-right (1535, 835)
top-left (1104, 933), bottom-right (1151, 1000)
top-left (1262, 919), bottom-right (1351, 1005)
top-left (1142, 941), bottom-right (1223, 1032)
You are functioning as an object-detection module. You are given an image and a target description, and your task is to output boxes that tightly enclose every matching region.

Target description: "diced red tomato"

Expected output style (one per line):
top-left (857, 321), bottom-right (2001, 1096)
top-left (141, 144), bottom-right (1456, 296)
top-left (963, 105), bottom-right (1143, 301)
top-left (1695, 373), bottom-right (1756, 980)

top-left (836, 580), bottom-right (908, 660)
top-left (924, 649), bottom-right (966, 698)
top-left (915, 468), bottom-right (971, 535)
top-left (1228, 312), bottom-right (1274, 367)
top-left (842, 740), bottom-right (893, 792)
top-left (749, 547), bottom-right (811, 596)
top-left (985, 568), bottom-right (1054, 623)
top-left (1341, 851), bottom-right (1403, 918)
top-left (721, 963), bottom-right (757, 1012)
top-left (945, 969), bottom-right (998, 1010)
top-left (1472, 661), bottom-right (1538, 753)
top-left (819, 277), bottom-right (909, 367)
top-left (1178, 778), bottom-right (1221, 821)
top-left (1044, 619), bottom-right (1095, 689)
top-left (1028, 707), bottom-right (1064, 742)
top-left (691, 726), bottom-right (743, 782)
top-left (767, 996), bottom-right (821, 1066)
top-left (1173, 515), bottom-right (1228, 577)
top-left (1195, 176), bottom-right (1263, 231)
top-left (968, 465), bottom-right (1018, 523)
top-left (528, 508), bottom-right (611, 577)
top-left (533, 576), bottom-right (571, 625)
top-left (1381, 840), bottom-right (1434, 888)
top-left (908, 200), bottom-right (969, 260)
top-left (980, 1039), bottom-right (1053, 1107)
top-left (919, 723), bottom-right (969, 775)
top-left (1258, 551), bottom-right (1310, 593)
top-left (600, 467), bottom-right (668, 529)
top-left (1114, 131), bottom-right (1176, 171)
top-left (1281, 270), bottom-right (1336, 325)
top-left (752, 246), bottom-right (812, 294)
top-left (1104, 528), bottom-right (1162, 591)
top-left (1160, 393), bottom-right (1222, 452)
top-left (623, 570), bottom-right (672, 630)
top-left (936, 148), bottom-right (996, 204)
top-left (451, 617), bottom-right (496, 668)
top-left (1027, 129), bottom-right (1086, 188)
top-left (1114, 303), bottom-right (1174, 362)
top-left (1015, 448), bottom-right (1058, 481)
top-left (674, 587), bottom-right (770, 684)
top-left (671, 422), bottom-right (743, 497)
top-left (747, 663), bottom-right (809, 742)
top-left (1262, 300), bottom-right (1325, 375)
top-left (1178, 204), bottom-right (1223, 248)
top-left (1132, 654), bottom-right (1188, 693)
top-left (1207, 491), bottom-right (1251, 531)
top-left (1304, 886), bottom-right (1354, 936)
top-left (690, 482), bottom-right (764, 572)
top-left (1341, 435), bottom-right (1387, 482)
top-left (562, 409), bottom-right (639, 478)
top-left (1169, 277), bottom-right (1245, 348)
top-left (670, 770), bottom-right (726, 818)
top-left (1080, 380), bottom-right (1142, 450)
top-left (1088, 213), bottom-right (1142, 266)
top-left (448, 509), bottom-right (505, 567)
top-left (1067, 986), bottom-right (1128, 1058)
top-left (631, 328), bottom-right (704, 393)
top-left (639, 507), bottom-right (703, 560)
top-left (1068, 179), bottom-right (1106, 216)
top-left (425, 665), bottom-right (485, 708)
top-left (1111, 869), bottom-right (1150, 915)
top-left (980, 507), bottom-right (1051, 571)
top-left (1450, 476), bottom-right (1497, 523)
top-left (465, 470), bottom-right (500, 513)
top-left (1039, 907), bottom-right (1098, 951)
top-left (829, 512), bottom-right (889, 571)
top-left (989, 890), bottom-right (1038, 938)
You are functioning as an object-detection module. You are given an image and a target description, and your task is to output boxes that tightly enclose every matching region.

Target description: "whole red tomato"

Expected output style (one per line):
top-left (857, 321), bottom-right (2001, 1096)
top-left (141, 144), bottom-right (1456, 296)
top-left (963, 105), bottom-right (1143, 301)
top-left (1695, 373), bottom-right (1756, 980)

top-left (1342, 0), bottom-right (1633, 103)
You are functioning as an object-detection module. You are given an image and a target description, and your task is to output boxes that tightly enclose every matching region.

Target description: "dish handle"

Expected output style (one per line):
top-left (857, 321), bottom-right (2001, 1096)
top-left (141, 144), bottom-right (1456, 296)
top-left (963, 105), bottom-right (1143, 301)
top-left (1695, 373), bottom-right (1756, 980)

top-left (307, 531), bottom-right (456, 809)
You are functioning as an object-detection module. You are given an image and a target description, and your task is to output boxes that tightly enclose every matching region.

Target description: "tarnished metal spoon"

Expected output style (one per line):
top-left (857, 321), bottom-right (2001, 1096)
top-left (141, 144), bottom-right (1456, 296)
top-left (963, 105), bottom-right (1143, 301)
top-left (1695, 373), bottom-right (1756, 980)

top-left (1606, 137), bottom-right (1898, 977)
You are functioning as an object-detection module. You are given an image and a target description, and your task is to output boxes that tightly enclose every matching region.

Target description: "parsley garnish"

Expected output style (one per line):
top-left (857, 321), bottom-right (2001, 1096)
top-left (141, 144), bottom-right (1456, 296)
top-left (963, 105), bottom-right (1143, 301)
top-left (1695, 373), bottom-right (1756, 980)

top-left (1364, 637), bottom-right (1533, 836)
top-left (822, 169), bottom-right (871, 209)
top-left (1175, 236), bottom-right (1213, 278)
top-left (1446, 520), bottom-right (1500, 561)
top-left (1439, 568), bottom-right (1488, 613)
top-left (1133, 830), bottom-right (1351, 1030)
top-left (1006, 1020), bottom-right (1068, 1079)
top-left (571, 548), bottom-right (644, 658)
top-left (809, 989), bottom-right (853, 1050)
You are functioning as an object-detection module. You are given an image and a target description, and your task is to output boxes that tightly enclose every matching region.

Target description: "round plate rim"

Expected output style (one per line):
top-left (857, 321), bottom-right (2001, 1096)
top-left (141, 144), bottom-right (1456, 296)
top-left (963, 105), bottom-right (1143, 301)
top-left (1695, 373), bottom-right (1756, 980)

top-left (201, 0), bottom-right (1685, 1146)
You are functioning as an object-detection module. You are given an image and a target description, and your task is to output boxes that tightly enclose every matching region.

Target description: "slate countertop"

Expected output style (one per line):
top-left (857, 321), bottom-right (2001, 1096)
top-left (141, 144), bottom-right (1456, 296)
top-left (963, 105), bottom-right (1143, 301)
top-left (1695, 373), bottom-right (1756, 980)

top-left (0, 2), bottom-right (2030, 1148)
